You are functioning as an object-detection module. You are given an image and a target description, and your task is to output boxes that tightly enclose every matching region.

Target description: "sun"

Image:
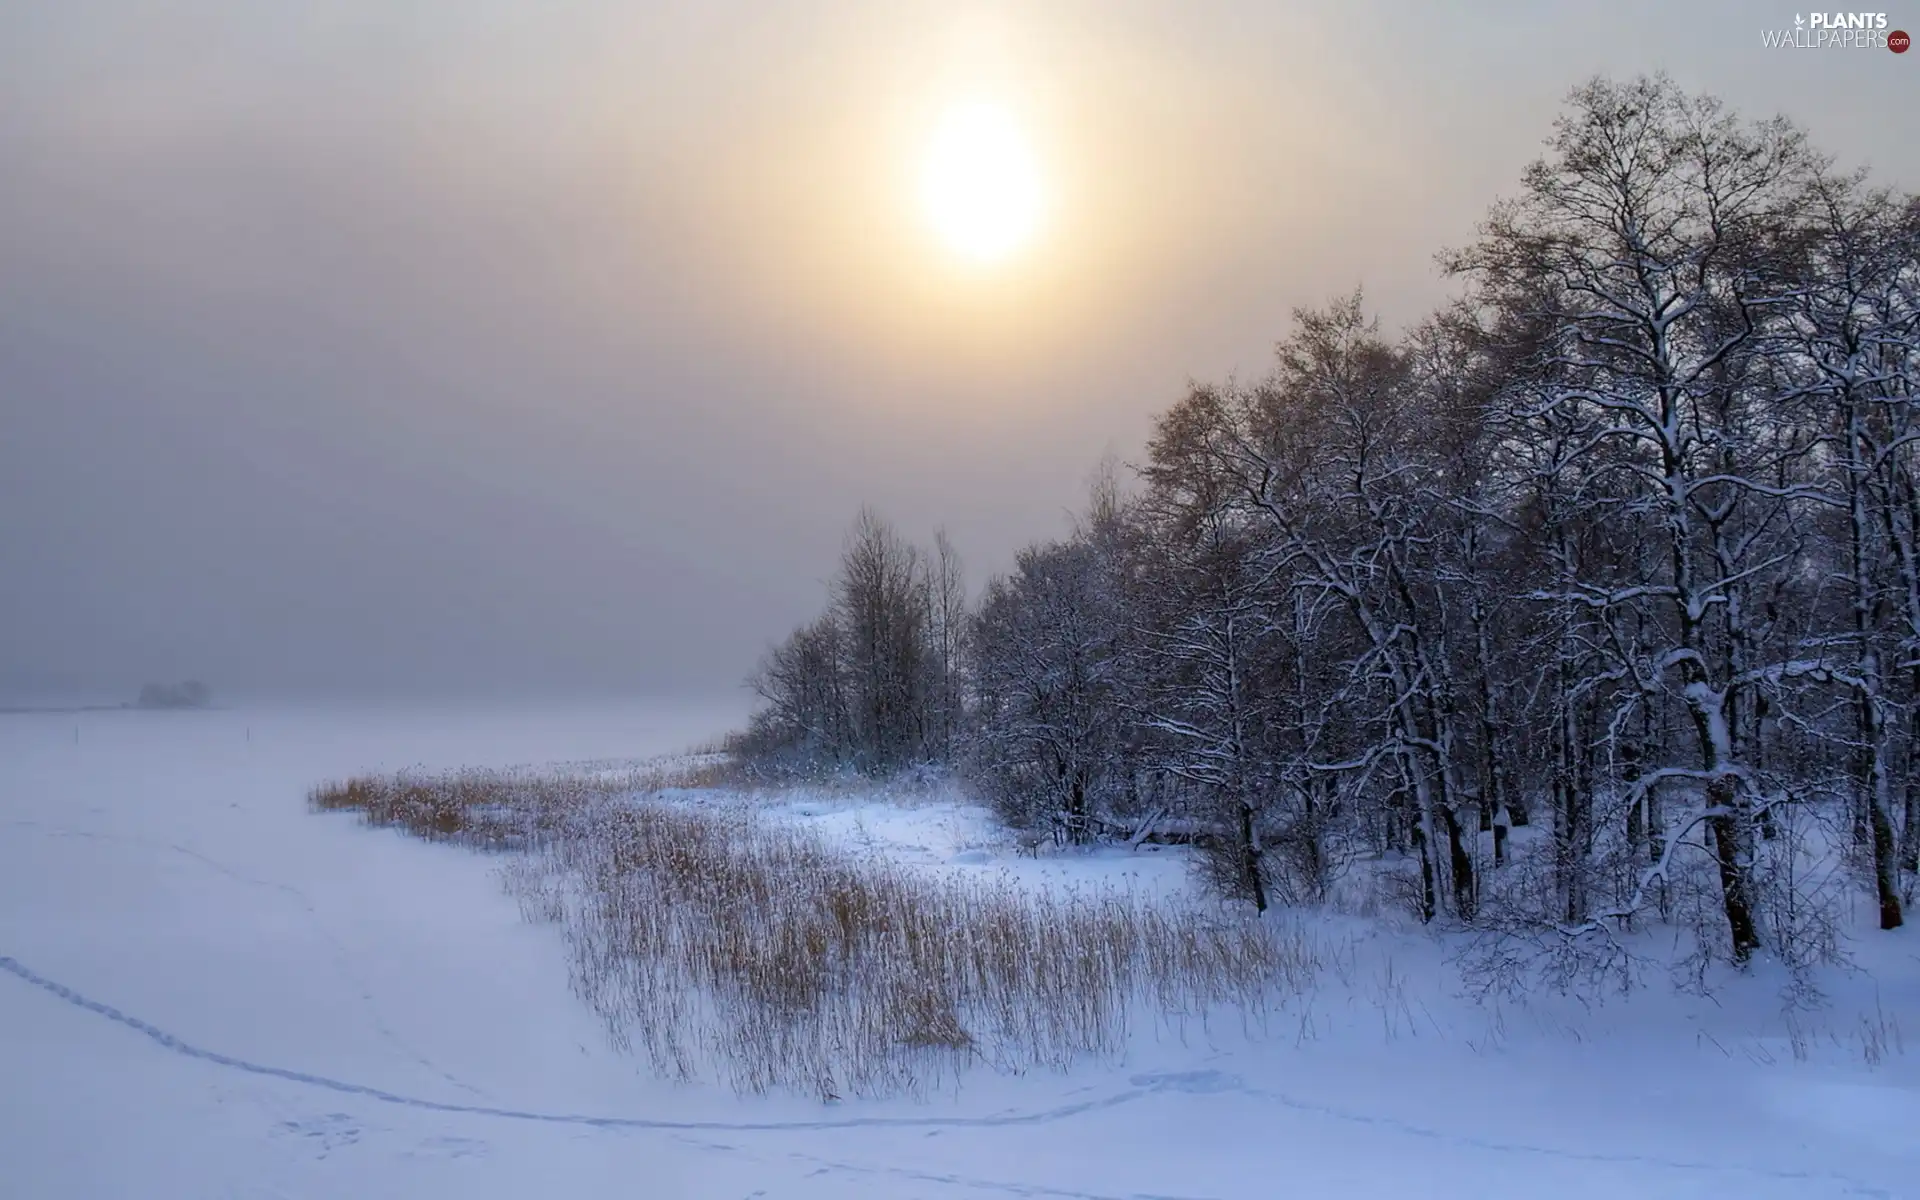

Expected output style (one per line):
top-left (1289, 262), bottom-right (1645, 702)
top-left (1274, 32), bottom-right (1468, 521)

top-left (919, 100), bottom-right (1045, 264)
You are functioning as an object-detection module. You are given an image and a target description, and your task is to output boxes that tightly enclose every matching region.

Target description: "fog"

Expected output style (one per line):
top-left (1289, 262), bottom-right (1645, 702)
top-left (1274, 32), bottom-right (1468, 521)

top-left (4, 0), bottom-right (1914, 701)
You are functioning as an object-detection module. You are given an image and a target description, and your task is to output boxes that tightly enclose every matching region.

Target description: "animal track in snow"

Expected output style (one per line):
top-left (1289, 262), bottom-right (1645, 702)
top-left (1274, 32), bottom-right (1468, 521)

top-left (0, 953), bottom-right (1894, 1197)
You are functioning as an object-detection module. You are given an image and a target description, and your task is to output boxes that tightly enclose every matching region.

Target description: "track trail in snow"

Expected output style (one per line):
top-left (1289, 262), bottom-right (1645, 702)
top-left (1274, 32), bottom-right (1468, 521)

top-left (672, 1131), bottom-right (1223, 1200)
top-left (1, 952), bottom-right (1158, 1131)
top-left (0, 953), bottom-right (1893, 1196)
top-left (3, 818), bottom-right (489, 1100)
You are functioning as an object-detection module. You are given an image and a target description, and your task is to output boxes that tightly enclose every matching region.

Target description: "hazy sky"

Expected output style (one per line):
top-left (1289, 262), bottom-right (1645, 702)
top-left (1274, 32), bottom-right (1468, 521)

top-left (3, 1), bottom-right (1916, 701)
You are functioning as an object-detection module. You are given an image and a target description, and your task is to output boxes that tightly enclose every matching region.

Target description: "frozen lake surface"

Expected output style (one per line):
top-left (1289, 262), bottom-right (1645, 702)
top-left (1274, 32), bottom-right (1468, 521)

top-left (2, 702), bottom-right (1916, 1199)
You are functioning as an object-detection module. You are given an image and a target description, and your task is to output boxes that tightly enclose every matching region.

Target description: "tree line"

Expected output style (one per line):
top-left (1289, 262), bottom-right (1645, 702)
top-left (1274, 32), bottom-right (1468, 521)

top-left (739, 76), bottom-right (1920, 976)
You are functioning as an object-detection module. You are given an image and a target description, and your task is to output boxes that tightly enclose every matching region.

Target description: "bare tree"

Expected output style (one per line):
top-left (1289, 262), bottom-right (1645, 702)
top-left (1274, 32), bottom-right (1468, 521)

top-left (747, 614), bottom-right (852, 768)
top-left (924, 529), bottom-right (969, 763)
top-left (967, 517), bottom-right (1132, 845)
top-left (1450, 75), bottom-right (1827, 962)
top-left (837, 507), bottom-right (933, 771)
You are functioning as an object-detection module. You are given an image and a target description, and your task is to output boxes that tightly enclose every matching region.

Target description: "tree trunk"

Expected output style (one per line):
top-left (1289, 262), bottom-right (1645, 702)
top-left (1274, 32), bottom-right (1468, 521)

top-left (1444, 805), bottom-right (1476, 921)
top-left (1855, 689), bottom-right (1905, 930)
top-left (1705, 776), bottom-right (1761, 964)
top-left (1647, 780), bottom-right (1669, 921)
top-left (1624, 708), bottom-right (1644, 867)
top-left (1904, 775), bottom-right (1920, 877)
top-left (1299, 780), bottom-right (1328, 899)
top-left (1870, 793), bottom-right (1904, 930)
top-left (1753, 691), bottom-right (1779, 841)
top-left (1905, 669), bottom-right (1920, 874)
top-left (1410, 820), bottom-right (1437, 924)
top-left (1239, 799), bottom-right (1268, 913)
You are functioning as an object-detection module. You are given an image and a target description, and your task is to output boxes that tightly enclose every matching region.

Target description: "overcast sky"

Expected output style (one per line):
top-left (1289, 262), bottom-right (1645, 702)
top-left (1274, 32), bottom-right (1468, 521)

top-left (3, 0), bottom-right (1916, 702)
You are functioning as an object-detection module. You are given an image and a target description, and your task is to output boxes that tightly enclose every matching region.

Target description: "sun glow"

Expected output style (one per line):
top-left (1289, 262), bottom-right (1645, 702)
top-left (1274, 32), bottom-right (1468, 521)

top-left (919, 100), bottom-right (1046, 264)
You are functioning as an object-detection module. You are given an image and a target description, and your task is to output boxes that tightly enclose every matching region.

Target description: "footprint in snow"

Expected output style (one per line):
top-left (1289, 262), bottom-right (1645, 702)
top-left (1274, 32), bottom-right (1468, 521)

top-left (408, 1135), bottom-right (490, 1161)
top-left (1129, 1069), bottom-right (1245, 1095)
top-left (274, 1113), bottom-right (363, 1158)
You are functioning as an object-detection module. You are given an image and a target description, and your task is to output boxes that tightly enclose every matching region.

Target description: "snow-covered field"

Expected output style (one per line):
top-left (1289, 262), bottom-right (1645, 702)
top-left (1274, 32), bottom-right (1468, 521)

top-left (3, 704), bottom-right (1917, 1199)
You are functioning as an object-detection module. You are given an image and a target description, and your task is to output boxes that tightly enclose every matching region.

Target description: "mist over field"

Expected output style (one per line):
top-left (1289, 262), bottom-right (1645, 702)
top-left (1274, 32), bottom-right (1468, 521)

top-left (4, 1), bottom-right (1916, 702)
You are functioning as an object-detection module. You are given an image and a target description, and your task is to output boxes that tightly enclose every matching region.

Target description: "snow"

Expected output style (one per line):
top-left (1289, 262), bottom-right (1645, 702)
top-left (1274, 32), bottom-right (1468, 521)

top-left (750, 787), bottom-right (1199, 896)
top-left (4, 704), bottom-right (1918, 1199)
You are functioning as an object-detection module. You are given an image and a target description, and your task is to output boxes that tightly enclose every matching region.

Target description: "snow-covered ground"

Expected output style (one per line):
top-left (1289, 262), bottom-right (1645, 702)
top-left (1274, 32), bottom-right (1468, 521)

top-left (3, 704), bottom-right (1917, 1199)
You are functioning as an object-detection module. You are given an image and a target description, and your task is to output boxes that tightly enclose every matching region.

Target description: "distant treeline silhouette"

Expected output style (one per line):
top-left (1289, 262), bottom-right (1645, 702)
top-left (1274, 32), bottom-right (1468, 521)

top-left (135, 681), bottom-right (212, 710)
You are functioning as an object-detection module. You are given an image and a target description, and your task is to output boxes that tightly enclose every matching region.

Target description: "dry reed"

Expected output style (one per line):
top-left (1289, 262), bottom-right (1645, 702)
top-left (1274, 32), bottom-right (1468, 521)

top-left (315, 766), bottom-right (1318, 1098)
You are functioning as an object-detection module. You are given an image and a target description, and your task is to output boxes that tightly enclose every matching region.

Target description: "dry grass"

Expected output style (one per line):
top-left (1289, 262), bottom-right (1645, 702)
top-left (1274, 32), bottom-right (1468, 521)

top-left (305, 755), bottom-right (770, 848)
top-left (1856, 999), bottom-right (1906, 1067)
top-left (520, 799), bottom-right (1312, 1099)
top-left (308, 769), bottom-right (616, 849)
top-left (315, 763), bottom-right (1317, 1099)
